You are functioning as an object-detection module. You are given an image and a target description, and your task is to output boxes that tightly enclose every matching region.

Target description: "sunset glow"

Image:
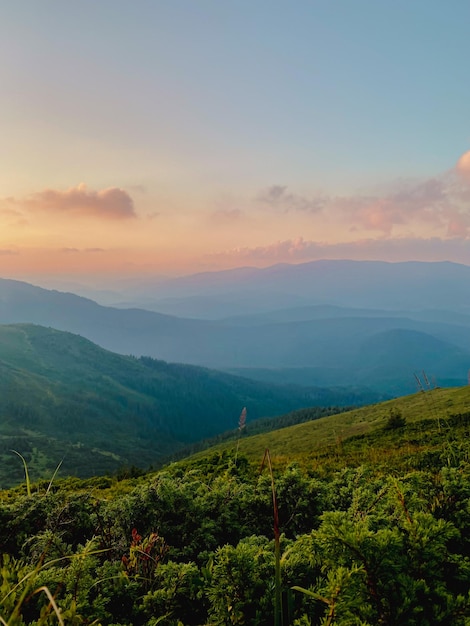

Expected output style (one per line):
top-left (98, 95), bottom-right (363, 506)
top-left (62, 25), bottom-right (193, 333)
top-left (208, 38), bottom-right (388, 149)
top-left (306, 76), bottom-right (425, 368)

top-left (1, 1), bottom-right (469, 286)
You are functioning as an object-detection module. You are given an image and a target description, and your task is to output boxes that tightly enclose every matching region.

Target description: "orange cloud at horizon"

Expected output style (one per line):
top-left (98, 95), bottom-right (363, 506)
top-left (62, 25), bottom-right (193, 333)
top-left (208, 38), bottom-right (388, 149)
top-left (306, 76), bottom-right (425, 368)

top-left (3, 183), bottom-right (136, 220)
top-left (456, 151), bottom-right (470, 180)
top-left (2, 233), bottom-right (470, 288)
top-left (206, 236), bottom-right (470, 267)
top-left (1, 151), bottom-right (470, 283)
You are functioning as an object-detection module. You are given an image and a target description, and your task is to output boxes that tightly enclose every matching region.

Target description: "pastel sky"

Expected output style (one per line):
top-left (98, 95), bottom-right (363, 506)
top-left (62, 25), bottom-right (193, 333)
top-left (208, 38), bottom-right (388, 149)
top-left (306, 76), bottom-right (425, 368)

top-left (1, 0), bottom-right (470, 285)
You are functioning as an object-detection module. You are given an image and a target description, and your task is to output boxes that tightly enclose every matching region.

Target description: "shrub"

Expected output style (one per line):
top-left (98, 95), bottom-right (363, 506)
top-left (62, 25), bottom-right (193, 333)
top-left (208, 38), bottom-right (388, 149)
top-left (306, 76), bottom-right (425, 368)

top-left (384, 408), bottom-right (406, 430)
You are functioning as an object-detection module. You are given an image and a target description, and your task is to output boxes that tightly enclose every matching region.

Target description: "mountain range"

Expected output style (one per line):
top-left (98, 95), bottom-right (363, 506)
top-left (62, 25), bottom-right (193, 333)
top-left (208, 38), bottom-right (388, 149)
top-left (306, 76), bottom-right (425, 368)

top-left (103, 259), bottom-right (470, 317)
top-left (1, 259), bottom-right (470, 395)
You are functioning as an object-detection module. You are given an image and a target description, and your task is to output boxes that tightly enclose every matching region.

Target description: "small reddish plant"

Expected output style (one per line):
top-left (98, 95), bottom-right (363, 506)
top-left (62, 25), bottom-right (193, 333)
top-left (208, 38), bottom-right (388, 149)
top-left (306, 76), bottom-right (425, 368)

top-left (122, 528), bottom-right (168, 588)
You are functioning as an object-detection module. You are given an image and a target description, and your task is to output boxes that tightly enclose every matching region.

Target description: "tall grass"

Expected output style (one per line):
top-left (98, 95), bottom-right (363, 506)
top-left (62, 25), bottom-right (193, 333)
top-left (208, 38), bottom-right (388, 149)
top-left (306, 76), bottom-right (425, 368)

top-left (11, 450), bottom-right (31, 497)
top-left (11, 451), bottom-right (63, 497)
top-left (415, 370), bottom-right (442, 431)
top-left (0, 555), bottom-right (64, 625)
top-left (0, 542), bottom-right (108, 625)
top-left (46, 459), bottom-right (64, 495)
top-left (260, 448), bottom-right (282, 626)
top-left (234, 407), bottom-right (247, 465)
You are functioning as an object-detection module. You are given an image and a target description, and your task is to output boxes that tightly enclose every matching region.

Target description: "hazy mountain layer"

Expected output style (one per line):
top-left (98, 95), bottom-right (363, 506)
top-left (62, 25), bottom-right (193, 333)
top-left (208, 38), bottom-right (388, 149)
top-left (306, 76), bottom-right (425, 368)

top-left (226, 328), bottom-right (470, 395)
top-left (104, 259), bottom-right (470, 317)
top-left (1, 259), bottom-right (470, 396)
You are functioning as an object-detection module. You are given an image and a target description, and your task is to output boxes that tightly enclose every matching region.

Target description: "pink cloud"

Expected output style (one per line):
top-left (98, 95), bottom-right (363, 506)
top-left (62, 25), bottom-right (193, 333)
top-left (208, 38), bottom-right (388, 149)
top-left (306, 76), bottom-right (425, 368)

top-left (328, 176), bottom-right (466, 235)
top-left (256, 177), bottom-right (460, 235)
top-left (208, 236), bottom-right (470, 265)
top-left (60, 247), bottom-right (106, 254)
top-left (456, 150), bottom-right (470, 181)
top-left (445, 208), bottom-right (470, 237)
top-left (209, 238), bottom-right (325, 263)
top-left (20, 183), bottom-right (136, 219)
top-left (354, 198), bottom-right (402, 234)
top-left (0, 204), bottom-right (29, 228)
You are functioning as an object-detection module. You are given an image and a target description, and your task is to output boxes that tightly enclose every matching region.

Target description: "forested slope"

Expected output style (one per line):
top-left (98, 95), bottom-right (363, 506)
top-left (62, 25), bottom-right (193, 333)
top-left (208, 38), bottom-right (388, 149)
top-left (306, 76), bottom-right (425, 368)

top-left (0, 323), bottom-right (378, 486)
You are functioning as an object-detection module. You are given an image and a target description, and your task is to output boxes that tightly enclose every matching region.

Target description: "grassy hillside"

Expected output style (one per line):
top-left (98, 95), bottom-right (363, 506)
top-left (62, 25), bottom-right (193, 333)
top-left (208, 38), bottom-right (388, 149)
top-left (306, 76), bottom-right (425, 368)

top-left (0, 386), bottom-right (469, 624)
top-left (182, 385), bottom-right (470, 473)
top-left (0, 324), bottom-right (380, 487)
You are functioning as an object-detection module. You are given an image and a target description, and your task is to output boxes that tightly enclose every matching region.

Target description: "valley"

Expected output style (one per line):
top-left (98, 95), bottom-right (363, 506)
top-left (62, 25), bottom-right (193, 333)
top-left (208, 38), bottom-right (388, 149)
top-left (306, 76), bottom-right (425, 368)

top-left (0, 259), bottom-right (469, 624)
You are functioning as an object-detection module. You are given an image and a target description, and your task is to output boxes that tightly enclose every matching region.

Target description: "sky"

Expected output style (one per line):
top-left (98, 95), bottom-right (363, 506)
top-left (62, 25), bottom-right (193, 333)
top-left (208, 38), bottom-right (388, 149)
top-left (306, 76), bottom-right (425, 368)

top-left (1, 0), bottom-right (470, 287)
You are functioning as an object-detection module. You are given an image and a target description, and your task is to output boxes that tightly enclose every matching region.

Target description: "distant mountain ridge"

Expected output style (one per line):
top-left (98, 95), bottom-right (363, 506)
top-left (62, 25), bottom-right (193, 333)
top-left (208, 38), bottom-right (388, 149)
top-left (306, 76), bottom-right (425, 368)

top-left (110, 259), bottom-right (470, 317)
top-left (1, 259), bottom-right (469, 395)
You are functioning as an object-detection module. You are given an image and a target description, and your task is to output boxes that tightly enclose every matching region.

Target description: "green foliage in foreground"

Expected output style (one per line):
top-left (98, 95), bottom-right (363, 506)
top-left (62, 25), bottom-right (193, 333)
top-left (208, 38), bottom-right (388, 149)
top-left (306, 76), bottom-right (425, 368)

top-left (0, 387), bottom-right (470, 624)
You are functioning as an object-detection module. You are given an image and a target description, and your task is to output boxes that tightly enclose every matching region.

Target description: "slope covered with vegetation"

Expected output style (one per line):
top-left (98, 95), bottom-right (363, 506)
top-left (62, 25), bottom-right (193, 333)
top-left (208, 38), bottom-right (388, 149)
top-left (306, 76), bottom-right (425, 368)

top-left (185, 384), bottom-right (470, 471)
top-left (0, 323), bottom-right (381, 487)
top-left (0, 386), bottom-right (469, 624)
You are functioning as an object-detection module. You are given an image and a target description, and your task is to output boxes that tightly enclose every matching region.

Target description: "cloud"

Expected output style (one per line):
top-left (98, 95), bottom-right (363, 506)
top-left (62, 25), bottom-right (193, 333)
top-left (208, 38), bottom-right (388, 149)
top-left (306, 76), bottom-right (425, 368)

top-left (0, 207), bottom-right (23, 218)
top-left (344, 178), bottom-right (449, 234)
top-left (209, 238), bottom-right (324, 263)
top-left (255, 177), bottom-right (466, 236)
top-left (60, 247), bottom-right (106, 254)
top-left (210, 208), bottom-right (244, 224)
top-left (347, 197), bottom-right (403, 234)
top-left (0, 205), bottom-right (29, 227)
top-left (208, 236), bottom-right (470, 265)
top-left (19, 183), bottom-right (136, 219)
top-left (390, 178), bottom-right (447, 208)
top-left (0, 249), bottom-right (18, 255)
top-left (252, 158), bottom-right (470, 237)
top-left (257, 185), bottom-right (325, 213)
top-left (317, 172), bottom-right (470, 236)
top-left (444, 208), bottom-right (470, 237)
top-left (237, 238), bottom-right (323, 260)
top-left (456, 150), bottom-right (470, 181)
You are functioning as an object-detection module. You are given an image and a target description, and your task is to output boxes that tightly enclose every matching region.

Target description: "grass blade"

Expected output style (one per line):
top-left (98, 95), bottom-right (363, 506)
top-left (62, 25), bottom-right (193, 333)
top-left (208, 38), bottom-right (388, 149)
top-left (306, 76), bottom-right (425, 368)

top-left (11, 450), bottom-right (31, 497)
top-left (46, 458), bottom-right (64, 495)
